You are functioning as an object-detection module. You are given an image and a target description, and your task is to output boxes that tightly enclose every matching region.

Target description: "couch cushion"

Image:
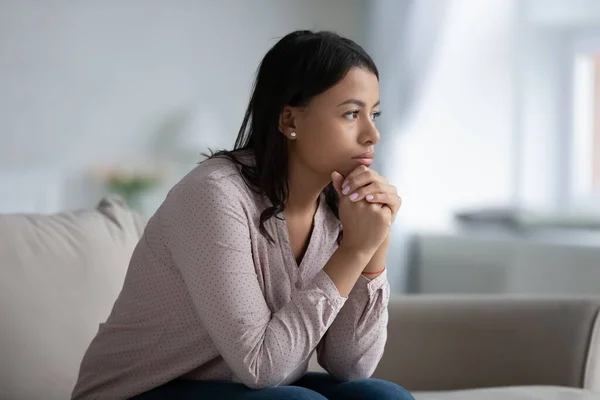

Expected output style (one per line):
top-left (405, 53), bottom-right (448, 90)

top-left (0, 197), bottom-right (144, 400)
top-left (414, 386), bottom-right (600, 400)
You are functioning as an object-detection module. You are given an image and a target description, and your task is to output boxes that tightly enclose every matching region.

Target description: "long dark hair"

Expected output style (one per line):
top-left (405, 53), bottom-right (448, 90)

top-left (205, 30), bottom-right (379, 242)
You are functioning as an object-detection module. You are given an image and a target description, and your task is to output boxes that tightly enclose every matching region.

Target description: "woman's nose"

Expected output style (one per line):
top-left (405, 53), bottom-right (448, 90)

top-left (361, 121), bottom-right (380, 145)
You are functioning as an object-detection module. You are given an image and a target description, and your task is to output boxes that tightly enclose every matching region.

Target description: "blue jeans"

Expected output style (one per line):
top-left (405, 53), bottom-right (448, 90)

top-left (132, 372), bottom-right (415, 400)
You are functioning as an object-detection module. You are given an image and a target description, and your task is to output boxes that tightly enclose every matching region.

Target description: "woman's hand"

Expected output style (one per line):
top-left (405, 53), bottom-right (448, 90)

top-left (331, 170), bottom-right (392, 256)
top-left (339, 165), bottom-right (402, 223)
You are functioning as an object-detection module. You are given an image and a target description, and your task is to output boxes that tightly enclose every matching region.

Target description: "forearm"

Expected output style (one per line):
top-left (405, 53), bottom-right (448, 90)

top-left (362, 234), bottom-right (389, 277)
top-left (322, 243), bottom-right (374, 297)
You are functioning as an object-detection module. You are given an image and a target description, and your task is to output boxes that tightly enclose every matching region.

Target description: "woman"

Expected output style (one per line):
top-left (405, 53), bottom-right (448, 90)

top-left (72, 30), bottom-right (412, 400)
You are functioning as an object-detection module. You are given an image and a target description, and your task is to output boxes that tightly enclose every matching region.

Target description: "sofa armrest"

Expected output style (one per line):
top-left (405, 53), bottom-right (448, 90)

top-left (374, 295), bottom-right (600, 391)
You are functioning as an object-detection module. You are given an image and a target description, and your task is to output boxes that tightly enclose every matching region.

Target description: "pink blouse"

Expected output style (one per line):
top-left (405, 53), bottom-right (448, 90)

top-left (71, 154), bottom-right (390, 400)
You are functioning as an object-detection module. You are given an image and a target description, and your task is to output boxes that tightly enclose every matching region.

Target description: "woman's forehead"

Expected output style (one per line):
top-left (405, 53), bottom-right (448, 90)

top-left (314, 68), bottom-right (379, 106)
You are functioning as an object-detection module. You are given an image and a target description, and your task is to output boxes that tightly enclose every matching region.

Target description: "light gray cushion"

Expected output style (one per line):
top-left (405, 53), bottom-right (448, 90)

top-left (0, 197), bottom-right (144, 400)
top-left (414, 386), bottom-right (600, 400)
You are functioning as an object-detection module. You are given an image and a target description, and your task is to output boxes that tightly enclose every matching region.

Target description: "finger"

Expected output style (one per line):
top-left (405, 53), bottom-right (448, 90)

top-left (347, 182), bottom-right (384, 202)
top-left (341, 165), bottom-right (370, 193)
top-left (366, 192), bottom-right (401, 219)
top-left (363, 182), bottom-right (399, 199)
top-left (368, 184), bottom-right (397, 196)
top-left (330, 171), bottom-right (346, 197)
top-left (365, 193), bottom-right (399, 215)
top-left (342, 168), bottom-right (382, 196)
top-left (366, 193), bottom-right (402, 214)
top-left (364, 192), bottom-right (390, 205)
top-left (365, 190), bottom-right (400, 203)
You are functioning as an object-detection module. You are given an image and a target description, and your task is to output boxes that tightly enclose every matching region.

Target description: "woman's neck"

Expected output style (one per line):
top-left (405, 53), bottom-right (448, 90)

top-left (284, 156), bottom-right (328, 218)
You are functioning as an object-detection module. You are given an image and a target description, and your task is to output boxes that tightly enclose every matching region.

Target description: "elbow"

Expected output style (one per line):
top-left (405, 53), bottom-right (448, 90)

top-left (318, 353), bottom-right (373, 382)
top-left (325, 358), bottom-right (378, 382)
top-left (236, 368), bottom-right (288, 390)
top-left (332, 368), bottom-right (374, 382)
top-left (233, 339), bottom-right (300, 389)
top-left (242, 380), bottom-right (272, 390)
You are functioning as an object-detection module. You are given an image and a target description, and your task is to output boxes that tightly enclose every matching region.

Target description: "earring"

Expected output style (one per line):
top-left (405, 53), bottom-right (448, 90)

top-left (290, 132), bottom-right (297, 138)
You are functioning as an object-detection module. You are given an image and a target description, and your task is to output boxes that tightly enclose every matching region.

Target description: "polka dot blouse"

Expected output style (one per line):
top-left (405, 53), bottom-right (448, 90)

top-left (71, 154), bottom-right (390, 400)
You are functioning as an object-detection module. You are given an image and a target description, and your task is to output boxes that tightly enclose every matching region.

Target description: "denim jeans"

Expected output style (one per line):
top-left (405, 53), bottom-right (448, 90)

top-left (132, 372), bottom-right (415, 400)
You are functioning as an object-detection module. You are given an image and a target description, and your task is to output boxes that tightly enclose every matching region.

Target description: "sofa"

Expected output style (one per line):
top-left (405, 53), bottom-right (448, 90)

top-left (1, 197), bottom-right (599, 400)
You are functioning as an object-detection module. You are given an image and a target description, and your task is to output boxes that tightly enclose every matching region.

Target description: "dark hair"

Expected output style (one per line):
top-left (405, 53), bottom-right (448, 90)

top-left (205, 30), bottom-right (379, 242)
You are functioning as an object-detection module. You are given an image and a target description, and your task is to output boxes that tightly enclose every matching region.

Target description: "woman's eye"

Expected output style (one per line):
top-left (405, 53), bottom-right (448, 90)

top-left (344, 110), bottom-right (382, 121)
top-left (344, 110), bottom-right (360, 120)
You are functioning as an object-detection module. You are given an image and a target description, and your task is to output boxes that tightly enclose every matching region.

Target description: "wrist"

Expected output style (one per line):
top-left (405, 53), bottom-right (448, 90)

top-left (323, 241), bottom-right (377, 297)
top-left (361, 266), bottom-right (386, 278)
top-left (338, 240), bottom-right (377, 258)
top-left (363, 262), bottom-right (386, 274)
top-left (362, 237), bottom-right (389, 274)
top-left (337, 242), bottom-right (376, 264)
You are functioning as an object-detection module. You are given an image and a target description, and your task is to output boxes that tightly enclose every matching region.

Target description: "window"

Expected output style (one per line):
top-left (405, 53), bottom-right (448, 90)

top-left (571, 53), bottom-right (600, 200)
top-left (595, 56), bottom-right (600, 194)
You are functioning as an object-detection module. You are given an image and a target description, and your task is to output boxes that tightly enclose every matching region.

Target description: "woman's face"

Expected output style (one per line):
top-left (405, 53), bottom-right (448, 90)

top-left (284, 67), bottom-right (381, 179)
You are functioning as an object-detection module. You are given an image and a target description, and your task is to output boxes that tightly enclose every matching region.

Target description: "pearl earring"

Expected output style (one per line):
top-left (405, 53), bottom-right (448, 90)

top-left (290, 132), bottom-right (297, 138)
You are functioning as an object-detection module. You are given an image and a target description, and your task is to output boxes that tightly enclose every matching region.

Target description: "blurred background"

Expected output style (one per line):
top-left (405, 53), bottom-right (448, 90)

top-left (1, 0), bottom-right (600, 295)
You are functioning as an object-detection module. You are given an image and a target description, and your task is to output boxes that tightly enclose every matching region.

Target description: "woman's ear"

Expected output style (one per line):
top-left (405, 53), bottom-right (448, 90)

top-left (279, 106), bottom-right (298, 139)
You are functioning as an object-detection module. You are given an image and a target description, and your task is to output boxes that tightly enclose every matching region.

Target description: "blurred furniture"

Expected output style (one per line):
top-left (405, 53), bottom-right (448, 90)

top-left (1, 200), bottom-right (599, 399)
top-left (408, 227), bottom-right (600, 295)
top-left (0, 197), bottom-right (144, 399)
top-left (374, 295), bottom-right (600, 399)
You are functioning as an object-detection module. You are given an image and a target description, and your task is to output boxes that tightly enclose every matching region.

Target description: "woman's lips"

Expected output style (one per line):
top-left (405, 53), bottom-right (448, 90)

top-left (355, 158), bottom-right (373, 167)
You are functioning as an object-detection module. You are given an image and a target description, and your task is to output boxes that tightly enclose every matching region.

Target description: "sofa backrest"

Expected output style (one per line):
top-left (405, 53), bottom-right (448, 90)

top-left (376, 296), bottom-right (600, 391)
top-left (0, 197), bottom-right (144, 400)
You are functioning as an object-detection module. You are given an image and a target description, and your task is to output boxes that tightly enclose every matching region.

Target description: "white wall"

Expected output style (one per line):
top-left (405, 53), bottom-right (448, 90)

top-left (388, 0), bottom-right (517, 229)
top-left (361, 0), bottom-right (600, 293)
top-left (377, 0), bottom-right (600, 294)
top-left (382, 0), bottom-right (600, 228)
top-left (0, 0), bottom-right (366, 212)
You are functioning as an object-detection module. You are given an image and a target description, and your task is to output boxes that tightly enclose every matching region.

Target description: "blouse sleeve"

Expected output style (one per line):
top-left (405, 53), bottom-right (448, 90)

top-left (316, 270), bottom-right (389, 381)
